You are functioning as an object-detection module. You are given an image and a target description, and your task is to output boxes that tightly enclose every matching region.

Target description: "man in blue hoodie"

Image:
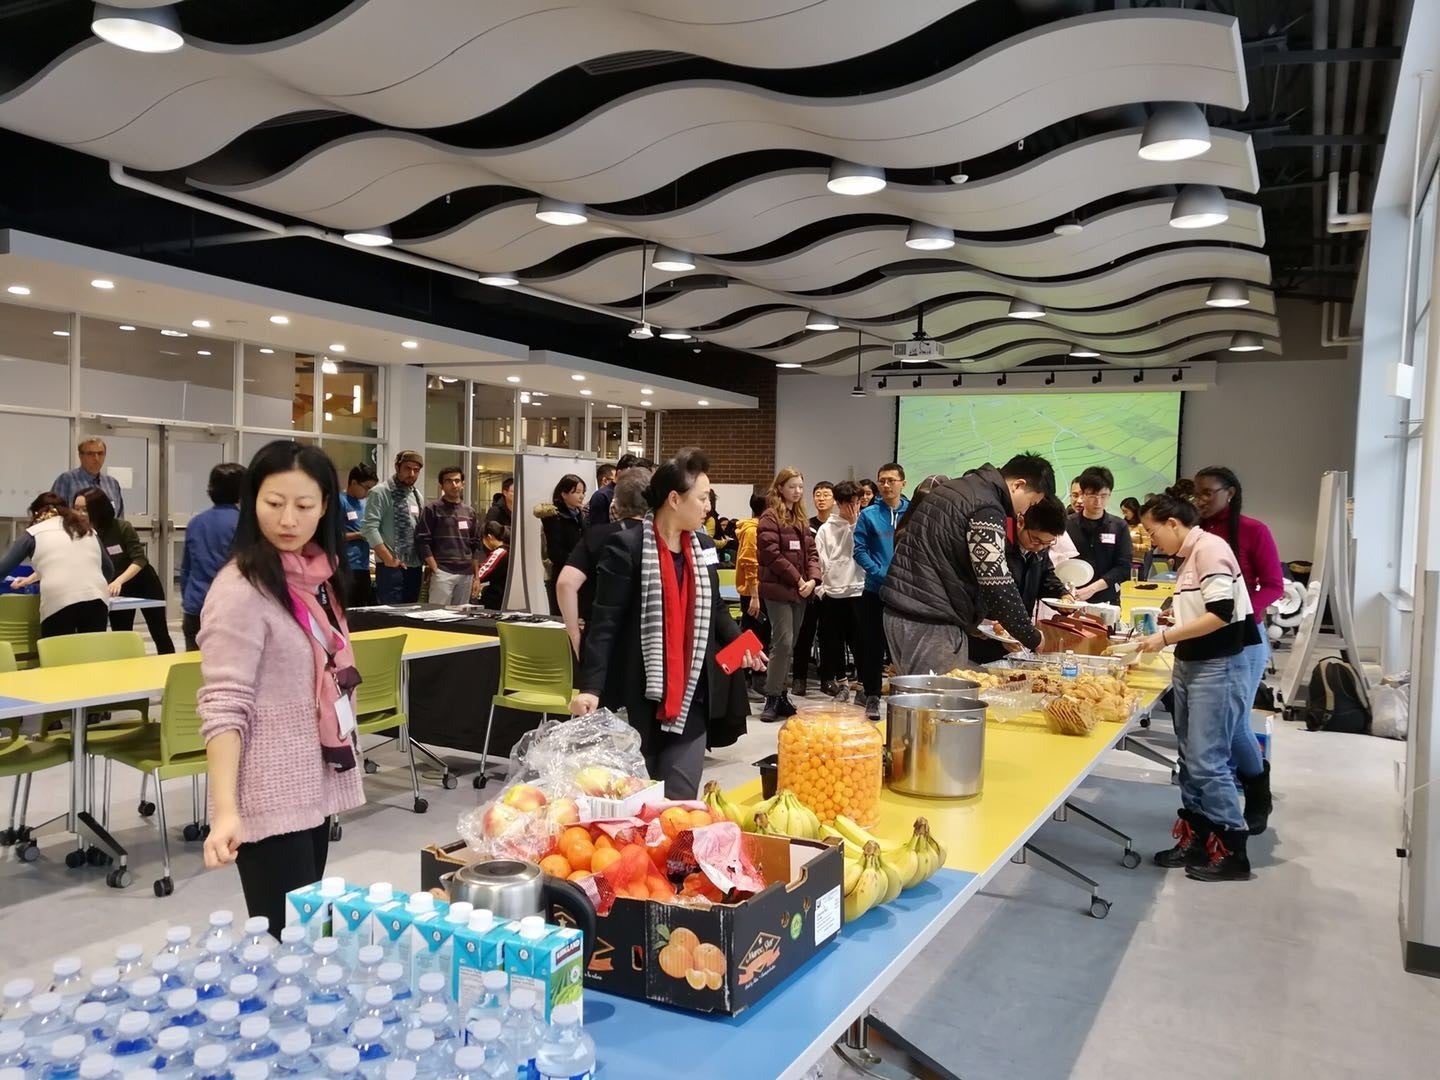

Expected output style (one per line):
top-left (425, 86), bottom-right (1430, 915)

top-left (180, 462), bottom-right (244, 651)
top-left (852, 462), bottom-right (908, 720)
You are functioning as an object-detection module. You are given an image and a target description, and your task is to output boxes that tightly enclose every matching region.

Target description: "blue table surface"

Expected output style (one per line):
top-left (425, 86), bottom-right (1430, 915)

top-left (587, 867), bottom-right (977, 1079)
top-left (719, 585), bottom-right (740, 601)
top-left (0, 696), bottom-right (40, 711)
top-left (108, 596), bottom-right (164, 609)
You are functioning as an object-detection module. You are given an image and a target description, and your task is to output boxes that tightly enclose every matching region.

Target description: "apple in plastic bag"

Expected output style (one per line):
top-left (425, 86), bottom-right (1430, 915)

top-left (614, 775), bottom-right (649, 797)
top-left (481, 801), bottom-right (524, 838)
top-left (545, 797), bottom-right (581, 827)
top-left (501, 784), bottom-right (548, 812)
top-left (574, 766), bottom-right (621, 797)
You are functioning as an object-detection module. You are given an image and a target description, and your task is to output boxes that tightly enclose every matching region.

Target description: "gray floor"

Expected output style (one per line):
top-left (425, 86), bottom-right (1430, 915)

top-left (3, 642), bottom-right (1438, 1080)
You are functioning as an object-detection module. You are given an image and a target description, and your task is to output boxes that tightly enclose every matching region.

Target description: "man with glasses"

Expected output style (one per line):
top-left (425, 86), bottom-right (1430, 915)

top-left (51, 437), bottom-right (124, 517)
top-left (967, 494), bottom-right (1071, 664)
top-left (1065, 465), bottom-right (1132, 605)
top-left (853, 464), bottom-right (909, 719)
top-left (417, 465), bottom-right (481, 607)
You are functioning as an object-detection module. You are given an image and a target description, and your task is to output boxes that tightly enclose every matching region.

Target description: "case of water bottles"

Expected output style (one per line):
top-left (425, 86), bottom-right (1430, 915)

top-left (0, 878), bottom-right (596, 1080)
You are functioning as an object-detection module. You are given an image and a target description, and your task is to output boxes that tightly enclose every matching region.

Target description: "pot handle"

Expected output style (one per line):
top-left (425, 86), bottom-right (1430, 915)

top-left (541, 876), bottom-right (598, 965)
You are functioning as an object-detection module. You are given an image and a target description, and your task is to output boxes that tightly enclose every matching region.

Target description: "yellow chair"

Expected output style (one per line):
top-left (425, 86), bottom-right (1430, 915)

top-left (92, 659), bottom-right (209, 897)
top-left (475, 622), bottom-right (574, 790)
top-left (717, 568), bottom-right (742, 621)
top-left (350, 633), bottom-right (428, 818)
top-left (0, 641), bottom-right (72, 863)
top-left (0, 594), bottom-right (40, 669)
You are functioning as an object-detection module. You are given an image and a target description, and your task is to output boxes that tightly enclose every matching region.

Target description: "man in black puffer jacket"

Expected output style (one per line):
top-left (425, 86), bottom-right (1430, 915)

top-left (882, 453), bottom-right (1056, 675)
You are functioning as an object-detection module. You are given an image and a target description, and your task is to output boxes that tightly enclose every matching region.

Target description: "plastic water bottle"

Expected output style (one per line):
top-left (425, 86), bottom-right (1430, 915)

top-left (110, 1012), bottom-right (155, 1069)
top-left (126, 1067), bottom-right (159, 1080)
top-left (203, 913), bottom-right (235, 952)
top-left (231, 1061), bottom-right (268, 1080)
top-left (150, 956), bottom-right (185, 995)
top-left (70, 1002), bottom-right (115, 1048)
top-left (304, 1007), bottom-right (344, 1053)
top-left (191, 1043), bottom-right (233, 1080)
top-left (451, 1046), bottom-right (487, 1080)
top-left (308, 940), bottom-right (340, 977)
top-left (349, 948), bottom-right (383, 1005)
top-left (190, 965), bottom-right (226, 1006)
top-left (272, 1030), bottom-right (318, 1078)
top-left (463, 972), bottom-right (506, 1045)
top-left (0, 1031), bottom-right (31, 1072)
top-left (412, 973), bottom-right (447, 1016)
top-left (267, 987), bottom-right (306, 1037)
top-left (41, 1034), bottom-right (87, 1080)
top-left (272, 957), bottom-right (307, 1000)
top-left (307, 967), bottom-right (347, 1014)
top-left (501, 988), bottom-right (541, 1080)
top-left (533, 1005), bottom-right (593, 1080)
top-left (358, 989), bottom-right (397, 1030)
top-left (152, 1025), bottom-right (194, 1076)
top-left (82, 969), bottom-right (125, 1012)
top-left (234, 1017), bottom-right (278, 1066)
top-left (114, 948), bottom-right (146, 984)
top-left (160, 928), bottom-right (196, 977)
top-left (459, 1021), bottom-right (507, 1079)
top-left (323, 1046), bottom-right (364, 1080)
top-left (236, 950), bottom-right (273, 995)
top-left (1061, 650), bottom-right (1079, 679)
top-left (163, 989), bottom-right (206, 1032)
top-left (375, 966), bottom-right (411, 1012)
top-left (0, 979), bottom-right (33, 1033)
top-left (274, 929), bottom-right (308, 965)
top-left (227, 978), bottom-right (264, 1018)
top-left (126, 979), bottom-right (167, 1018)
top-left (25, 993), bottom-right (71, 1050)
top-left (51, 959), bottom-right (87, 1012)
top-left (199, 941), bottom-right (236, 985)
top-left (412, 1003), bottom-right (457, 1059)
top-left (77, 1053), bottom-right (116, 1080)
top-left (202, 1001), bottom-right (241, 1044)
top-left (350, 1018), bottom-right (391, 1079)
top-left (240, 919), bottom-right (270, 954)
top-left (383, 1061), bottom-right (416, 1080)
top-left (393, 1029), bottom-right (436, 1077)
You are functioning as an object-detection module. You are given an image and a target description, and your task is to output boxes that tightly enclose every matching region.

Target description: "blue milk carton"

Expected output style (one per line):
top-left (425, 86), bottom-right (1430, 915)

top-left (452, 910), bottom-right (523, 1016)
top-left (504, 918), bottom-right (584, 1024)
top-left (330, 882), bottom-right (389, 969)
top-left (284, 876), bottom-right (349, 942)
top-left (402, 894), bottom-right (452, 991)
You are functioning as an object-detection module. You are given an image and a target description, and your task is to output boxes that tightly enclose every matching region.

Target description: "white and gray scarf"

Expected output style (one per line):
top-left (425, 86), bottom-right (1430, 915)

top-left (639, 512), bottom-right (713, 734)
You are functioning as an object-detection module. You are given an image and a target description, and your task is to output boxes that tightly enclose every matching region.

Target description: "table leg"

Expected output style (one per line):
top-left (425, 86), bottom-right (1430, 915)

top-left (1012, 843), bottom-right (1111, 918)
top-left (1055, 801), bottom-right (1142, 869)
top-left (63, 706), bottom-right (130, 880)
top-left (1118, 734), bottom-right (1180, 780)
top-left (400, 659), bottom-right (456, 788)
top-left (833, 1011), bottom-right (964, 1079)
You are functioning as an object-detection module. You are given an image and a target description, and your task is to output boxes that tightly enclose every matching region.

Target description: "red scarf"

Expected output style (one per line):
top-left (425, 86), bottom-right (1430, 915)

top-left (655, 522), bottom-right (697, 722)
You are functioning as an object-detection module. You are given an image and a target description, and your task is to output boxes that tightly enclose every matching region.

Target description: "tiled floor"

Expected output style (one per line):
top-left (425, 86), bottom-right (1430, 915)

top-left (3, 642), bottom-right (1438, 1079)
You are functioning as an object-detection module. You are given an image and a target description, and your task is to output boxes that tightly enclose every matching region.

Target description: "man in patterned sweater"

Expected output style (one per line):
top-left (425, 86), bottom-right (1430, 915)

top-left (881, 453), bottom-right (1056, 676)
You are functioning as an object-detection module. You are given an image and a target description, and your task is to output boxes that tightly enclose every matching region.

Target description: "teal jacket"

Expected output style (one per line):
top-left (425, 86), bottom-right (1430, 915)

top-left (853, 496), bottom-right (910, 594)
top-left (360, 478), bottom-right (424, 568)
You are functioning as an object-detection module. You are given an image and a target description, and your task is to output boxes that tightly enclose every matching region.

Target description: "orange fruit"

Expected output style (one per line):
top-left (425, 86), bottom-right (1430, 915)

top-left (539, 854), bottom-right (572, 878)
top-left (617, 844), bottom-right (650, 880)
top-left (688, 809), bottom-right (714, 829)
top-left (567, 870), bottom-right (593, 883)
top-left (621, 885), bottom-right (648, 900)
top-left (558, 831), bottom-right (594, 872)
top-left (684, 969), bottom-right (707, 990)
top-left (659, 807), bottom-right (692, 840)
top-left (668, 926), bottom-right (700, 951)
top-left (649, 882), bottom-right (674, 900)
top-left (704, 970), bottom-right (723, 991)
top-left (594, 834), bottom-right (615, 851)
top-left (591, 847), bottom-right (622, 875)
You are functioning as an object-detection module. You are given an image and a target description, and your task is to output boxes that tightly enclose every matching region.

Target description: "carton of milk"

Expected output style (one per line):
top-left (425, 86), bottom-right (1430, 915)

top-left (329, 885), bottom-right (376, 968)
top-left (452, 910), bottom-right (522, 1015)
top-left (284, 876), bottom-right (348, 941)
top-left (504, 917), bottom-right (584, 1023)
top-left (373, 892), bottom-right (414, 966)
top-left (404, 894), bottom-right (453, 990)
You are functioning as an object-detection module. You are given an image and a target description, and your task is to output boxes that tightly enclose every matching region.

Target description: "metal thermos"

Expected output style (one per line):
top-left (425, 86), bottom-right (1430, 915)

top-left (885, 692), bottom-right (987, 799)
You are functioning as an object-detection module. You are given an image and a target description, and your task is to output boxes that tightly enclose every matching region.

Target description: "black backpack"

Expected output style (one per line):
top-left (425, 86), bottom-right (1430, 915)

top-left (1304, 658), bottom-right (1371, 734)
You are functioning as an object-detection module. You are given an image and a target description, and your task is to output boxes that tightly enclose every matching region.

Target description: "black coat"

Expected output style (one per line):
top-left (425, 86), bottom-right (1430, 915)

top-left (541, 508), bottom-right (584, 583)
top-left (967, 545), bottom-right (1066, 664)
top-left (1065, 511), bottom-right (1133, 604)
top-left (578, 526), bottom-right (749, 749)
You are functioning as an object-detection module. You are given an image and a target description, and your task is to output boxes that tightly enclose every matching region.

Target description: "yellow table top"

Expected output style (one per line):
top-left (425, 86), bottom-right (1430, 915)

top-left (730, 655), bottom-right (1173, 877)
top-left (1119, 579), bottom-right (1175, 623)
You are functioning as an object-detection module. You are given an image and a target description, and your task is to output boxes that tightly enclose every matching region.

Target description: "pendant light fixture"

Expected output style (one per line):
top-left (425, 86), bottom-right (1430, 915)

top-left (1007, 298), bottom-right (1046, 319)
top-left (805, 311), bottom-right (841, 331)
top-left (478, 273), bottom-right (519, 287)
top-left (1205, 279), bottom-right (1250, 308)
top-left (1169, 185), bottom-right (1229, 229)
top-left (628, 243), bottom-right (654, 339)
top-left (659, 328), bottom-right (691, 340)
top-left (1138, 102), bottom-right (1212, 162)
top-left (850, 329), bottom-right (866, 397)
top-left (950, 163), bottom-right (969, 184)
top-left (1053, 211), bottom-right (1084, 236)
top-left (535, 198), bottom-right (588, 226)
top-left (651, 246), bottom-right (695, 272)
top-left (827, 161), bottom-right (887, 196)
top-left (341, 226), bottom-right (393, 247)
top-left (904, 221), bottom-right (956, 251)
top-left (1068, 345), bottom-right (1100, 359)
top-left (91, 2), bottom-right (182, 52)
top-left (1228, 331), bottom-right (1264, 352)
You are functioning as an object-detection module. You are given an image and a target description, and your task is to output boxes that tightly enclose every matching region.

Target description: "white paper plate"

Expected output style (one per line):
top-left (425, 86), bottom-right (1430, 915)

top-left (1054, 559), bottom-right (1094, 589)
top-left (1046, 597), bottom-right (1086, 613)
top-left (976, 620), bottom-right (1019, 644)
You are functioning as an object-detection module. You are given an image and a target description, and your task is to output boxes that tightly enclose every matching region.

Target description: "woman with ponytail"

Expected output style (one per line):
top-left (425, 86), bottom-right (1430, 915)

top-left (1194, 466), bottom-right (1283, 835)
top-left (572, 448), bottom-right (764, 797)
top-left (0, 492), bottom-right (113, 636)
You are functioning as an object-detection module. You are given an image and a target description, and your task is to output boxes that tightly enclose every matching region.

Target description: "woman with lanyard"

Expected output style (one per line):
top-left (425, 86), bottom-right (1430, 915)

top-left (572, 448), bottom-right (763, 798)
top-left (73, 487), bottom-right (176, 654)
top-left (198, 441), bottom-right (364, 933)
top-left (1137, 494), bottom-right (1261, 882)
top-left (1194, 465), bottom-right (1282, 834)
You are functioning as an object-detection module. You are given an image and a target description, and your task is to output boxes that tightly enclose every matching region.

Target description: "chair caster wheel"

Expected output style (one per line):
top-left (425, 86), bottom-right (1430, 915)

top-left (0, 828), bottom-right (14, 846)
top-left (1089, 897), bottom-right (1112, 919)
top-left (473, 775), bottom-right (488, 790)
top-left (413, 798), bottom-right (429, 815)
top-left (65, 849), bottom-right (86, 869)
top-left (182, 823), bottom-right (200, 842)
top-left (16, 841), bottom-right (39, 862)
top-left (363, 759), bottom-right (379, 775)
top-left (442, 773), bottom-right (457, 790)
top-left (12, 826), bottom-right (31, 844)
top-left (329, 821), bottom-right (342, 843)
top-left (153, 876), bottom-right (174, 897)
top-left (85, 846), bottom-right (111, 867)
top-left (106, 867), bottom-right (133, 889)
top-left (1121, 850), bottom-right (1142, 870)
top-left (137, 801), bottom-right (156, 818)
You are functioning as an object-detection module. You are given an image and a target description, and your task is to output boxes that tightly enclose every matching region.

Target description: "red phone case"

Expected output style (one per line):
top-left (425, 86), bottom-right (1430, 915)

top-left (715, 630), bottom-right (764, 675)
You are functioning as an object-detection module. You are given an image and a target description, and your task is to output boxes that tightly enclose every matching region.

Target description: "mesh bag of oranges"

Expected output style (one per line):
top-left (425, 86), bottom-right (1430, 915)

top-left (776, 704), bottom-right (884, 828)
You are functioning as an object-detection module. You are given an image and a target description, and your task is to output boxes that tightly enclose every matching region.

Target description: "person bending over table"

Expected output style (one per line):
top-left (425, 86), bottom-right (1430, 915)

top-left (199, 440), bottom-right (364, 935)
top-left (73, 487), bottom-right (175, 654)
top-left (1137, 493), bottom-right (1260, 883)
top-left (571, 448), bottom-right (764, 799)
top-left (0, 491), bottom-right (113, 636)
top-left (966, 494), bottom-right (1070, 665)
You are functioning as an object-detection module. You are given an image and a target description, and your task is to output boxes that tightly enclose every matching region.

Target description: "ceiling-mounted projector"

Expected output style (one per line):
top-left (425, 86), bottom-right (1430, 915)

top-left (893, 338), bottom-right (945, 361)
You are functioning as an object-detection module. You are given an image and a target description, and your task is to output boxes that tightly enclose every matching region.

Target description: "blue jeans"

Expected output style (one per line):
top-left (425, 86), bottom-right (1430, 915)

top-left (1172, 653), bottom-right (1250, 832)
top-left (1229, 637), bottom-right (1269, 780)
top-left (374, 564), bottom-right (422, 604)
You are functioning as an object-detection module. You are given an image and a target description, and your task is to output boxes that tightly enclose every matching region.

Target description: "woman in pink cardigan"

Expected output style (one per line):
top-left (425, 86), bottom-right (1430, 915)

top-left (199, 441), bottom-right (364, 934)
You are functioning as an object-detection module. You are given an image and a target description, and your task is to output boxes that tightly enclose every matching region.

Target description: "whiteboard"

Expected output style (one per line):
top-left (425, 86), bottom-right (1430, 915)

top-left (0, 413), bottom-right (72, 518)
top-left (710, 483), bottom-right (759, 522)
top-left (505, 447), bottom-right (596, 613)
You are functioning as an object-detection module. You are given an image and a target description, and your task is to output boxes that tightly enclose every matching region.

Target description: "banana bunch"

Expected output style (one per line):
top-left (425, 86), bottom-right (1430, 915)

top-left (843, 841), bottom-right (886, 922)
top-left (826, 814), bottom-right (947, 895)
top-left (703, 780), bottom-right (747, 828)
top-left (748, 788), bottom-right (822, 840)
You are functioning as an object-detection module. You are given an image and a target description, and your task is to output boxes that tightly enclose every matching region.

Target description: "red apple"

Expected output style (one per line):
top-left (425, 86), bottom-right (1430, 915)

top-left (481, 801), bottom-right (522, 838)
top-left (501, 784), bottom-right (548, 812)
top-left (616, 776), bottom-right (649, 797)
top-left (545, 797), bottom-right (581, 828)
top-left (574, 766), bottom-right (618, 798)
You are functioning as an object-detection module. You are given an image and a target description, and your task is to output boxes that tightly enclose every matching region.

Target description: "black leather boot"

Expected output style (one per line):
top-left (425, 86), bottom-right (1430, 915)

top-left (1153, 809), bottom-right (1211, 868)
top-left (1243, 760), bottom-right (1273, 835)
top-left (1186, 827), bottom-right (1254, 882)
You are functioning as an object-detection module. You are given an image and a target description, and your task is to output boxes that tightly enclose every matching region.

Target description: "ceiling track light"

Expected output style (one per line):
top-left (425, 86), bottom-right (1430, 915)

top-left (904, 221), bottom-right (956, 251)
top-left (912, 376), bottom-right (923, 389)
top-left (1007, 298), bottom-right (1046, 320)
top-left (535, 197), bottom-right (588, 226)
top-left (1091, 371), bottom-right (1103, 385)
top-left (627, 243), bottom-right (654, 339)
top-left (91, 2), bottom-right (182, 53)
top-left (1229, 331), bottom-right (1265, 352)
top-left (342, 225), bottom-right (393, 247)
top-left (805, 310), bottom-right (841, 331)
top-left (827, 160), bottom-right (887, 196)
top-left (1133, 370), bottom-right (1145, 384)
top-left (1172, 369), bottom-right (1184, 382)
top-left (1205, 279), bottom-right (1251, 308)
top-left (1053, 212), bottom-right (1084, 237)
top-left (877, 376), bottom-right (888, 390)
top-left (850, 328), bottom-right (867, 397)
top-left (996, 374), bottom-right (1008, 387)
top-left (953, 374), bottom-right (963, 388)
top-left (651, 246), bottom-right (695, 272)
top-left (1045, 372), bottom-right (1056, 385)
top-left (1169, 184), bottom-right (1229, 229)
top-left (1139, 101), bottom-right (1212, 162)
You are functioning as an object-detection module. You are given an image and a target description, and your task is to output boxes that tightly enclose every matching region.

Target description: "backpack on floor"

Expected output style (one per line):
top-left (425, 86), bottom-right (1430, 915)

top-left (1304, 657), bottom-right (1371, 734)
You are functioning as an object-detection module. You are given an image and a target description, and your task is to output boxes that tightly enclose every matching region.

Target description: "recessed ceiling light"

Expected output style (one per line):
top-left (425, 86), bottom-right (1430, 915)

top-left (191, 319), bottom-right (211, 329)
top-left (1007, 299), bottom-right (1046, 319)
top-left (161, 329), bottom-right (188, 337)
top-left (329, 343), bottom-right (345, 353)
top-left (506, 375), bottom-right (522, 384)
top-left (606, 403), bottom-right (621, 409)
top-left (401, 340), bottom-right (419, 349)
top-left (342, 226), bottom-right (393, 247)
top-left (570, 374), bottom-right (586, 382)
top-left (259, 348), bottom-right (274, 354)
top-left (52, 330), bottom-right (70, 337)
top-left (904, 222), bottom-right (956, 251)
top-left (697, 399), bottom-right (710, 407)
top-left (479, 274), bottom-right (519, 287)
top-left (196, 350), bottom-right (211, 356)
top-left (91, 2), bottom-right (183, 53)
top-left (776, 362), bottom-right (803, 369)
top-left (640, 388), bottom-right (654, 395)
top-left (579, 389), bottom-right (593, 397)
top-left (659, 328), bottom-right (690, 340)
top-left (651, 246), bottom-right (696, 272)
top-left (1169, 185), bottom-right (1229, 229)
top-left (827, 160), bottom-right (886, 196)
top-left (6, 285), bottom-right (30, 296)
top-left (1068, 346), bottom-right (1100, 358)
top-left (1229, 331), bottom-right (1264, 352)
top-left (804, 311), bottom-right (840, 331)
top-left (324, 411), bottom-right (333, 422)
top-left (1138, 102), bottom-right (1212, 162)
top-left (1205, 279), bottom-right (1251, 308)
top-left (321, 359), bottom-right (339, 375)
top-left (269, 315), bottom-right (290, 325)
top-left (90, 279), bottom-right (115, 290)
top-left (640, 400), bottom-right (653, 407)
top-left (118, 324), bottom-right (135, 331)
top-left (534, 198), bottom-right (588, 226)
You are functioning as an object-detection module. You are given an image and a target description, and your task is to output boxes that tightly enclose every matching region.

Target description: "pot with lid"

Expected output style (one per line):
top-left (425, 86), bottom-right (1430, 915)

top-left (442, 858), bottom-right (597, 962)
top-left (885, 692), bottom-right (987, 798)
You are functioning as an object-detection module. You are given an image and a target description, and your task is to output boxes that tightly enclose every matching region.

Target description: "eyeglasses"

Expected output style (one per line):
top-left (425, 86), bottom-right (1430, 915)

top-left (1081, 491), bottom-right (1110, 500)
top-left (877, 477), bottom-right (902, 485)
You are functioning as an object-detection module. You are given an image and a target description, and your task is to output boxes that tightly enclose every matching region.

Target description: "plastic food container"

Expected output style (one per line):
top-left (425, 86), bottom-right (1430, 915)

top-left (978, 686), bottom-right (1049, 723)
top-left (776, 706), bottom-right (885, 828)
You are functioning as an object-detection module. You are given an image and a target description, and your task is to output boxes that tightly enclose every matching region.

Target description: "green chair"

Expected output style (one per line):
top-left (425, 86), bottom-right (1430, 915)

top-left (0, 640), bottom-right (72, 862)
top-left (0, 594), bottom-right (40, 669)
top-left (92, 658), bottom-right (209, 897)
top-left (350, 633), bottom-right (428, 817)
top-left (475, 622), bottom-right (574, 790)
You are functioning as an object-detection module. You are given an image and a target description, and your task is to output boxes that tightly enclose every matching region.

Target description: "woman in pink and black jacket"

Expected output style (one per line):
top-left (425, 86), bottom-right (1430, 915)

top-left (757, 466), bottom-right (821, 722)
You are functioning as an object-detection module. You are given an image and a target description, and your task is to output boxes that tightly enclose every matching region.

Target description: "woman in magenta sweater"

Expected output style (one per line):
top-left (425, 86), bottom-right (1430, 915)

top-left (199, 441), bottom-right (364, 933)
top-left (1195, 466), bottom-right (1282, 835)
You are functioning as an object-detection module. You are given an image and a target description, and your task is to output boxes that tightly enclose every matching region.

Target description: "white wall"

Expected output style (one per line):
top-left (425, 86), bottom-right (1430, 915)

top-left (774, 373), bottom-right (897, 488)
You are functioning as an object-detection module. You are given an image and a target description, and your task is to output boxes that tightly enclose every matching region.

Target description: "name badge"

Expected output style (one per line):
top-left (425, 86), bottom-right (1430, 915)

top-left (1101, 533), bottom-right (1116, 545)
top-left (106, 544), bottom-right (123, 555)
top-left (345, 510), bottom-right (358, 521)
top-left (788, 540), bottom-right (801, 551)
top-left (333, 690), bottom-right (357, 739)
top-left (408, 502), bottom-right (420, 517)
top-left (699, 547), bottom-right (718, 566)
top-left (458, 520), bottom-right (469, 531)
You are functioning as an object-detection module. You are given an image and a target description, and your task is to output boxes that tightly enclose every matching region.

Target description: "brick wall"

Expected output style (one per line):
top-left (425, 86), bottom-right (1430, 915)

top-left (659, 358), bottom-right (776, 487)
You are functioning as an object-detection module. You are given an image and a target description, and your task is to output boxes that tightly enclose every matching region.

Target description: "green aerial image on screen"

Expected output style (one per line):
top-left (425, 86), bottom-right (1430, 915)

top-left (897, 392), bottom-right (1182, 502)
